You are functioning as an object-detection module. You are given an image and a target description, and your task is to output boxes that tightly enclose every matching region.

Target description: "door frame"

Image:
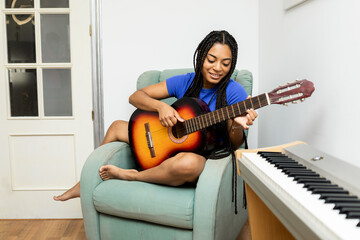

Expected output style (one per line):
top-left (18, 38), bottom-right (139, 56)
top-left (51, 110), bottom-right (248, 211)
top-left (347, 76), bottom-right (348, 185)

top-left (90, 0), bottom-right (104, 148)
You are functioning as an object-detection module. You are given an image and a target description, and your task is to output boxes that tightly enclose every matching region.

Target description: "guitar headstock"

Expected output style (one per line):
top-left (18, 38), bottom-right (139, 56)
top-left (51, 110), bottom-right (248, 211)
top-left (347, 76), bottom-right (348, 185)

top-left (268, 79), bottom-right (315, 105)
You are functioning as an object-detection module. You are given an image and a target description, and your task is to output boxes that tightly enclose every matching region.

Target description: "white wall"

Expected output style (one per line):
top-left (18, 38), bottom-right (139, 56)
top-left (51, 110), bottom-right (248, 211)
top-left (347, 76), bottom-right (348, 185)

top-left (101, 0), bottom-right (259, 147)
top-left (258, 0), bottom-right (360, 166)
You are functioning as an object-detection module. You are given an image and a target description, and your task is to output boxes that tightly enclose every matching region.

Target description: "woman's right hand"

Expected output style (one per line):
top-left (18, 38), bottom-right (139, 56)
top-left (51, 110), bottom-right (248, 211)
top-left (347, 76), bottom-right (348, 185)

top-left (158, 102), bottom-right (184, 127)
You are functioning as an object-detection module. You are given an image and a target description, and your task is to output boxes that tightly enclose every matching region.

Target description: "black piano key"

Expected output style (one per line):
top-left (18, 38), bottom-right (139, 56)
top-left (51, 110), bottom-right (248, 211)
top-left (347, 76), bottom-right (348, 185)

top-left (258, 151), bottom-right (284, 157)
top-left (303, 182), bottom-right (337, 188)
top-left (282, 167), bottom-right (308, 173)
top-left (289, 172), bottom-right (320, 177)
top-left (357, 222), bottom-right (360, 227)
top-left (270, 159), bottom-right (297, 164)
top-left (263, 156), bottom-right (292, 159)
top-left (297, 179), bottom-right (331, 184)
top-left (307, 185), bottom-right (340, 191)
top-left (325, 197), bottom-right (360, 204)
top-left (266, 158), bottom-right (299, 164)
top-left (312, 188), bottom-right (349, 194)
top-left (275, 164), bottom-right (304, 169)
top-left (346, 212), bottom-right (360, 219)
top-left (340, 207), bottom-right (360, 214)
top-left (293, 176), bottom-right (324, 181)
top-left (285, 169), bottom-right (315, 174)
top-left (334, 202), bottom-right (360, 210)
top-left (321, 194), bottom-right (358, 200)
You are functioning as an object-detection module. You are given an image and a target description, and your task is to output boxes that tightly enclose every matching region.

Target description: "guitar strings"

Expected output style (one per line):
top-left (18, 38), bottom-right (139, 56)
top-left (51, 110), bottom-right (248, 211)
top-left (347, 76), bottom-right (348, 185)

top-left (144, 96), bottom-right (266, 136)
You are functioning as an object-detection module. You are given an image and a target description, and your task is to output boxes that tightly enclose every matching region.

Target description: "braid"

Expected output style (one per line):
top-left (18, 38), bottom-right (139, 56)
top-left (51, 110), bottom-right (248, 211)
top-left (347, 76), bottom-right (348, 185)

top-left (185, 30), bottom-right (240, 214)
top-left (185, 30), bottom-right (239, 151)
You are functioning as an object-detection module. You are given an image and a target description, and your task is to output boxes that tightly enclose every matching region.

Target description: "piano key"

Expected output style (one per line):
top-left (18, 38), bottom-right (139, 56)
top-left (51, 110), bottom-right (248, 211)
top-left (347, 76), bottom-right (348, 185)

top-left (268, 160), bottom-right (297, 164)
top-left (282, 166), bottom-right (308, 173)
top-left (325, 197), bottom-right (360, 204)
top-left (258, 151), bottom-right (285, 157)
top-left (293, 176), bottom-right (326, 181)
top-left (288, 172), bottom-right (319, 177)
top-left (284, 169), bottom-right (316, 174)
top-left (334, 202), bottom-right (360, 210)
top-left (303, 182), bottom-right (338, 188)
top-left (312, 189), bottom-right (349, 194)
top-left (340, 207), bottom-right (360, 214)
top-left (307, 185), bottom-right (341, 190)
top-left (297, 179), bottom-right (331, 184)
top-left (346, 212), bottom-right (360, 219)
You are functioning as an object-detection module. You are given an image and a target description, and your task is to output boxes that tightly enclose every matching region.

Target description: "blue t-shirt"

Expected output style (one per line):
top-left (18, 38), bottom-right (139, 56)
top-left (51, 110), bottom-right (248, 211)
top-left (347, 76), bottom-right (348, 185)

top-left (166, 72), bottom-right (248, 111)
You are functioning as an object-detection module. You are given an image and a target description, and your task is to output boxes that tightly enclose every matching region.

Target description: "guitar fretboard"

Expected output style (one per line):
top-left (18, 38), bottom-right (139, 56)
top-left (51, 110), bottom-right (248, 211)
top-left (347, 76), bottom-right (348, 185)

top-left (184, 93), bottom-right (269, 134)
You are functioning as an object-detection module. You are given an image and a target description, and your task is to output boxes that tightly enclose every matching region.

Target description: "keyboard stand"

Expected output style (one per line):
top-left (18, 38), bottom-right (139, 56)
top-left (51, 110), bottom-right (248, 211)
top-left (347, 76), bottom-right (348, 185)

top-left (235, 141), bottom-right (306, 240)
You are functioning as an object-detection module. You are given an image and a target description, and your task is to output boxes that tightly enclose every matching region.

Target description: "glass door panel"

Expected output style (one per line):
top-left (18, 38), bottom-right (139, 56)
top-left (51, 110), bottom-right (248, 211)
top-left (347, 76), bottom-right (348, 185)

top-left (40, 14), bottom-right (70, 63)
top-left (43, 69), bottom-right (72, 116)
top-left (6, 14), bottom-right (36, 63)
top-left (5, 0), bottom-right (34, 8)
top-left (8, 69), bottom-right (38, 117)
top-left (40, 0), bottom-right (69, 8)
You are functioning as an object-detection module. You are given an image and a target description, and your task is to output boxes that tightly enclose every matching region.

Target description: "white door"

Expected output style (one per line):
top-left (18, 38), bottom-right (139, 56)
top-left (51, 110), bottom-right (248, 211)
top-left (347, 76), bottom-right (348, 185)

top-left (0, 0), bottom-right (94, 218)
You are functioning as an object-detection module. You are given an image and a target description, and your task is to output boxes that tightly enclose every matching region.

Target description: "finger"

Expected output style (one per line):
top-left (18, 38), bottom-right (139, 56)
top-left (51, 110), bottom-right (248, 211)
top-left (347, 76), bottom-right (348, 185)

top-left (160, 119), bottom-right (167, 127)
top-left (247, 109), bottom-right (257, 121)
top-left (165, 117), bottom-right (175, 127)
top-left (246, 114), bottom-right (253, 126)
top-left (175, 112), bottom-right (185, 122)
top-left (234, 116), bottom-right (249, 130)
top-left (170, 115), bottom-right (178, 125)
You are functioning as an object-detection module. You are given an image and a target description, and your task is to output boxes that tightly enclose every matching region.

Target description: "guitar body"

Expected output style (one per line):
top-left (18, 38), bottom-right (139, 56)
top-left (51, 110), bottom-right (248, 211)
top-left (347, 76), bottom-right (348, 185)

top-left (128, 97), bottom-right (217, 170)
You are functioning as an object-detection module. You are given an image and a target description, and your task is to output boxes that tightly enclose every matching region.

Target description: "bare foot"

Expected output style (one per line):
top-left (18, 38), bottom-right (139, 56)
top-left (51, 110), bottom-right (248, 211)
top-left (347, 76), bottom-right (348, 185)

top-left (99, 165), bottom-right (138, 181)
top-left (53, 182), bottom-right (80, 201)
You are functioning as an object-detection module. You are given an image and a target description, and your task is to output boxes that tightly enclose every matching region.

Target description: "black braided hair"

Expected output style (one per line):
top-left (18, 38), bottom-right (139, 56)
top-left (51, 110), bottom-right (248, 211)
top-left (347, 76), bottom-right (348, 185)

top-left (184, 30), bottom-right (241, 214)
top-left (184, 30), bottom-right (239, 154)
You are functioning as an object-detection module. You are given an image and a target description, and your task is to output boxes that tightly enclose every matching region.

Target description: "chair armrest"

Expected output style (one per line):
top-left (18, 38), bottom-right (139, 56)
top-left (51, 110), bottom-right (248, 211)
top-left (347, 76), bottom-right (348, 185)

top-left (80, 142), bottom-right (136, 240)
top-left (193, 155), bottom-right (248, 240)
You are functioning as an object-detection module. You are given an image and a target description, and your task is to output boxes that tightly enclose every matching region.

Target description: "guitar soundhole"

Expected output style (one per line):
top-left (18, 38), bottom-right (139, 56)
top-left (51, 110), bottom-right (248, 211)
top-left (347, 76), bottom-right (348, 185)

top-left (172, 122), bottom-right (186, 139)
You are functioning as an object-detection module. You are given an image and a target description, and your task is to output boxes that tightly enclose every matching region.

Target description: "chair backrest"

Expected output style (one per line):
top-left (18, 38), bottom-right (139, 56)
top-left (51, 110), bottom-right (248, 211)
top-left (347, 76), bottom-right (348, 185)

top-left (137, 68), bottom-right (253, 105)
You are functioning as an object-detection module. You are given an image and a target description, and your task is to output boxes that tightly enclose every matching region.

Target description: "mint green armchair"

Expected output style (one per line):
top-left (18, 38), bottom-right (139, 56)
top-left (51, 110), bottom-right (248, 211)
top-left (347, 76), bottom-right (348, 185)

top-left (80, 69), bottom-right (253, 240)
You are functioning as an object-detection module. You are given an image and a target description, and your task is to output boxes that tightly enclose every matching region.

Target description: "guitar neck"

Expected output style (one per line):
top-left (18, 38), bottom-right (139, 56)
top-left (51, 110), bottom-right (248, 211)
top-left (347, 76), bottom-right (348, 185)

top-left (185, 93), bottom-right (269, 134)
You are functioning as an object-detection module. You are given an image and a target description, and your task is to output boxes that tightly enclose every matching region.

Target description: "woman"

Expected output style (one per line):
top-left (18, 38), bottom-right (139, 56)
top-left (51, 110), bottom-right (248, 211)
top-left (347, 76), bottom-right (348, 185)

top-left (54, 30), bottom-right (257, 201)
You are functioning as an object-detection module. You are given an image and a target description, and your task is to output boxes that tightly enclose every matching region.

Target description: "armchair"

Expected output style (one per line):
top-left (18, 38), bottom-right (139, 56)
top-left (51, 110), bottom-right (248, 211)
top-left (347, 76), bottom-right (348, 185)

top-left (80, 68), bottom-right (253, 240)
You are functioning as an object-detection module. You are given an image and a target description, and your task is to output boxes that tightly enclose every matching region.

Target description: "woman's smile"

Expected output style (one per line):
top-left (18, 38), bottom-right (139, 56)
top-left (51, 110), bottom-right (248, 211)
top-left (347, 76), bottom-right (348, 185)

top-left (201, 43), bottom-right (232, 89)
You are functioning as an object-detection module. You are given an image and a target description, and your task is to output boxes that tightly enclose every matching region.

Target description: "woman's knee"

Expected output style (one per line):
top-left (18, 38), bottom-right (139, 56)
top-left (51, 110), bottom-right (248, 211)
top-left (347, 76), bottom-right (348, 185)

top-left (171, 153), bottom-right (206, 177)
top-left (105, 120), bottom-right (129, 142)
top-left (109, 120), bottom-right (127, 130)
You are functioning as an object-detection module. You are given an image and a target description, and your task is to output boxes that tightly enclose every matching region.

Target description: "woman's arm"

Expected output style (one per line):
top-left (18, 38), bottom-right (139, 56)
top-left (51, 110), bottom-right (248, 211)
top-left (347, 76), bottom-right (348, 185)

top-left (129, 81), bottom-right (184, 127)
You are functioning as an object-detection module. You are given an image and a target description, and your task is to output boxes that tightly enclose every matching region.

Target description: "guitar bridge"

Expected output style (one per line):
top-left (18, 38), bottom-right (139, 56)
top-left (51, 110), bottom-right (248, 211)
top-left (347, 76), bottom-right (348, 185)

top-left (144, 123), bottom-right (156, 158)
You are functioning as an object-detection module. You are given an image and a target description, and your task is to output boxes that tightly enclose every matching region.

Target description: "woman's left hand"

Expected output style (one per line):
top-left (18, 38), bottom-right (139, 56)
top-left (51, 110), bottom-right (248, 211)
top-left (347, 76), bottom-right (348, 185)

top-left (233, 109), bottom-right (258, 130)
top-left (233, 95), bottom-right (258, 129)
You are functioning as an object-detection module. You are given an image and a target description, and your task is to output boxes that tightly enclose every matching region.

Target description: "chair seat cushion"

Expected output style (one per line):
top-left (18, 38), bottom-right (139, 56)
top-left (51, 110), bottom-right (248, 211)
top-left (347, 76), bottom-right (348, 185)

top-left (93, 180), bottom-right (195, 229)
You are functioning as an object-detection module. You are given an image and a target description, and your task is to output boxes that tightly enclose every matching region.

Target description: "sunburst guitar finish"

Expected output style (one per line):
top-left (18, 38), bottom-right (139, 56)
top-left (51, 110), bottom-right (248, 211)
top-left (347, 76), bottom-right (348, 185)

top-left (128, 98), bottom-right (216, 170)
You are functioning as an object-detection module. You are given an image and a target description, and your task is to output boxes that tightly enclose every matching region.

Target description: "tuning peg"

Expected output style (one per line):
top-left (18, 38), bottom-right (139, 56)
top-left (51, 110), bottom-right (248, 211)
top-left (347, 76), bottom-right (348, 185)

top-left (300, 98), bottom-right (305, 102)
top-left (283, 103), bottom-right (288, 106)
top-left (292, 101), bottom-right (297, 104)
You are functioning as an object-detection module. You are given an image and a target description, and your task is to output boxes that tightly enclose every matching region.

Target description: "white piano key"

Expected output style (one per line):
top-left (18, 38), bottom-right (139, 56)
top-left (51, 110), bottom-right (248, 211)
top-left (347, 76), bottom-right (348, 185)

top-left (242, 153), bottom-right (360, 239)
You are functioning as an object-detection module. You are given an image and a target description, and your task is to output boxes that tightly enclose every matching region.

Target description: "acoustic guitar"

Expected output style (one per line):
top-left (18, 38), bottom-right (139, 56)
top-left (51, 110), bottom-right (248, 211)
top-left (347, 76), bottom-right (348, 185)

top-left (128, 80), bottom-right (315, 169)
